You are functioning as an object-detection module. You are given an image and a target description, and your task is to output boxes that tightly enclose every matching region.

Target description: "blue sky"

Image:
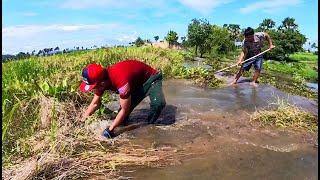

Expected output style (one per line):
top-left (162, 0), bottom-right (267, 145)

top-left (2, 0), bottom-right (318, 54)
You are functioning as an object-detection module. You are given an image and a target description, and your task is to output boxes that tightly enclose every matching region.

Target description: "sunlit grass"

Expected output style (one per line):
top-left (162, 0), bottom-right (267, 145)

top-left (250, 95), bottom-right (318, 132)
top-left (288, 52), bottom-right (318, 62)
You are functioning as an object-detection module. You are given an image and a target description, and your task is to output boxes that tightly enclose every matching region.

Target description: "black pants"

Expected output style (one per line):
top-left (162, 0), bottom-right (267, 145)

top-left (119, 72), bottom-right (166, 124)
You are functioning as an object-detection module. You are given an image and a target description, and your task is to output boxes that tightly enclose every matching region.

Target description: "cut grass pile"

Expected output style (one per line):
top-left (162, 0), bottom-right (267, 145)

top-left (250, 96), bottom-right (318, 132)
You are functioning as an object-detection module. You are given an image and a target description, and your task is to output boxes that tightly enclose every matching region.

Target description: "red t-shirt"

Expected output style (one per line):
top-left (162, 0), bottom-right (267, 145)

top-left (96, 60), bottom-right (158, 99)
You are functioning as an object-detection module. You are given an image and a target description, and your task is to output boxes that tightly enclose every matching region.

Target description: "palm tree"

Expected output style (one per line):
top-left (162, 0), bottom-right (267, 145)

top-left (280, 17), bottom-right (298, 31)
top-left (259, 19), bottom-right (276, 31)
top-left (154, 36), bottom-right (159, 42)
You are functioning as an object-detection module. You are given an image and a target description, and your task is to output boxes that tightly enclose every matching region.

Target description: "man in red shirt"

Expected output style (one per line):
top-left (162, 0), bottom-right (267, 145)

top-left (79, 60), bottom-right (166, 138)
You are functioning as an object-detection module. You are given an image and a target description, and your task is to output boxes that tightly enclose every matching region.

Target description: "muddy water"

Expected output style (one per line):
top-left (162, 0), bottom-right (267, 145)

top-left (96, 79), bottom-right (318, 180)
top-left (307, 82), bottom-right (318, 93)
top-left (128, 143), bottom-right (318, 180)
top-left (182, 60), bottom-right (212, 70)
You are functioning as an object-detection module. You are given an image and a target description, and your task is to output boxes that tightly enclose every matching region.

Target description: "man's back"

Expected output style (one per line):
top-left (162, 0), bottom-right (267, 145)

top-left (107, 60), bottom-right (158, 98)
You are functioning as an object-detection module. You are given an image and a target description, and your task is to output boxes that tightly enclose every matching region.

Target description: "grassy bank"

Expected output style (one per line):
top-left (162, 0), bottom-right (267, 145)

top-left (263, 61), bottom-right (318, 82)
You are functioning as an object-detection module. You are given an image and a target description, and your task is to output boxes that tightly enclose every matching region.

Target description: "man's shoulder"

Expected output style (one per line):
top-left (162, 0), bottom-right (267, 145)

top-left (111, 59), bottom-right (146, 67)
top-left (255, 32), bottom-right (265, 37)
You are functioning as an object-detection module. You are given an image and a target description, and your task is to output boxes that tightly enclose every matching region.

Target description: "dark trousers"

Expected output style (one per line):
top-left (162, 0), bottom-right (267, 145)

top-left (119, 73), bottom-right (166, 124)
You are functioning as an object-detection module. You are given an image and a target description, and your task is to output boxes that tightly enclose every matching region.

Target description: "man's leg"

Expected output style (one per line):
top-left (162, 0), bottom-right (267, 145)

top-left (250, 57), bottom-right (263, 87)
top-left (231, 68), bottom-right (244, 85)
top-left (231, 60), bottom-right (252, 85)
top-left (250, 70), bottom-right (260, 87)
top-left (146, 80), bottom-right (166, 124)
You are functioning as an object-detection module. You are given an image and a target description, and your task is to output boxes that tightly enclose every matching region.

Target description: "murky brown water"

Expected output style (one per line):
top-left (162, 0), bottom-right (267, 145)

top-left (93, 79), bottom-right (318, 180)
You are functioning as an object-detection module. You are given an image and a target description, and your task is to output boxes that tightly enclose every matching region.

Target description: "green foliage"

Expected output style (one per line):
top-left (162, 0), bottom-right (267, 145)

top-left (264, 28), bottom-right (307, 60)
top-left (264, 61), bottom-right (318, 82)
top-left (135, 37), bottom-right (145, 47)
top-left (278, 17), bottom-right (298, 31)
top-left (154, 36), bottom-right (159, 42)
top-left (223, 24), bottom-right (241, 41)
top-left (257, 19), bottom-right (276, 31)
top-left (170, 66), bottom-right (222, 87)
top-left (187, 18), bottom-right (211, 56)
top-left (210, 25), bottom-right (235, 56)
top-left (311, 42), bottom-right (317, 49)
top-left (165, 30), bottom-right (179, 47)
top-left (288, 52), bottom-right (318, 61)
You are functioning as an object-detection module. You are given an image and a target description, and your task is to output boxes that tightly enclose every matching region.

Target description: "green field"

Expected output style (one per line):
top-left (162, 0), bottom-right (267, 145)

top-left (288, 52), bottom-right (318, 62)
top-left (263, 61), bottom-right (318, 82)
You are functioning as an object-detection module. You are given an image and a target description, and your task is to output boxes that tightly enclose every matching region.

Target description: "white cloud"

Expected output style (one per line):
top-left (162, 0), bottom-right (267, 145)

top-left (2, 24), bottom-right (122, 38)
top-left (261, 8), bottom-right (283, 14)
top-left (177, 0), bottom-right (234, 14)
top-left (240, 0), bottom-right (302, 14)
top-left (20, 12), bottom-right (39, 16)
top-left (116, 31), bottom-right (138, 42)
top-left (2, 23), bottom-right (135, 54)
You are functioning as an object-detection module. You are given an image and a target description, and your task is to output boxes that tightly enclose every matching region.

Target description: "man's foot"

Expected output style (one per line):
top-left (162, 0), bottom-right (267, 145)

top-left (229, 79), bottom-right (237, 86)
top-left (250, 82), bottom-right (258, 87)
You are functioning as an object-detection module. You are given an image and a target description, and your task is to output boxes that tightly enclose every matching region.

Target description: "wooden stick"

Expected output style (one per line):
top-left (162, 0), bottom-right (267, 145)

top-left (214, 48), bottom-right (272, 74)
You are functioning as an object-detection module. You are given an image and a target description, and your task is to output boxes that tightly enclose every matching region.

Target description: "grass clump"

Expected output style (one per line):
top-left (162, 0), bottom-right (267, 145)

top-left (250, 96), bottom-right (318, 132)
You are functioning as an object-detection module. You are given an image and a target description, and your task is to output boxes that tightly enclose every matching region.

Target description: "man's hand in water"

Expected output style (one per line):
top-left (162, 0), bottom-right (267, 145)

top-left (103, 127), bottom-right (115, 139)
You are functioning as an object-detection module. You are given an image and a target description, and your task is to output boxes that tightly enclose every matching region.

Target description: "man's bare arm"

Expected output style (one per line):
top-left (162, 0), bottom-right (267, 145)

top-left (264, 32), bottom-right (275, 49)
top-left (81, 94), bottom-right (102, 121)
top-left (108, 96), bottom-right (131, 131)
top-left (237, 48), bottom-right (246, 65)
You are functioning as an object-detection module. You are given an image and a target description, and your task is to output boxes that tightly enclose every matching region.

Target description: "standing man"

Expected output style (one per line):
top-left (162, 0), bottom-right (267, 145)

top-left (231, 27), bottom-right (275, 87)
top-left (79, 60), bottom-right (166, 138)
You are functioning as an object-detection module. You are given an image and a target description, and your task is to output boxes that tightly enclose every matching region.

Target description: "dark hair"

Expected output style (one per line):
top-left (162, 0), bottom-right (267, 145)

top-left (244, 27), bottom-right (254, 37)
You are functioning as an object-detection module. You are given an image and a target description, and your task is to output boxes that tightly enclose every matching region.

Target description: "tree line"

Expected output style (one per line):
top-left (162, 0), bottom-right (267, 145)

top-left (2, 46), bottom-right (98, 62)
top-left (135, 17), bottom-right (316, 60)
